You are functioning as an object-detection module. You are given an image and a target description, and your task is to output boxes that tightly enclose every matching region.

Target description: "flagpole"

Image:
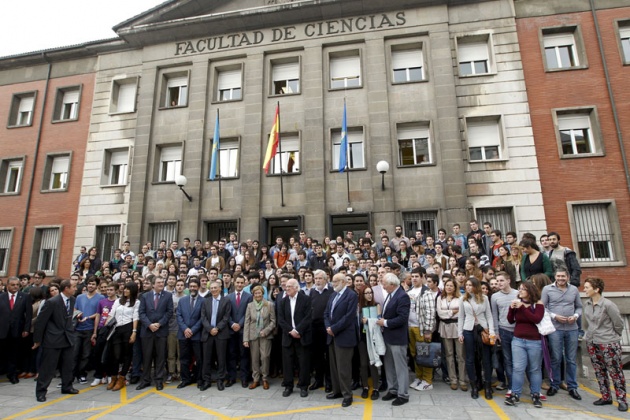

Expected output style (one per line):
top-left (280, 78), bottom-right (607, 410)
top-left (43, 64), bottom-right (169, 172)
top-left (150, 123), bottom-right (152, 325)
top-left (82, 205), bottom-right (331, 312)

top-left (343, 97), bottom-right (350, 206)
top-left (217, 109), bottom-right (223, 210)
top-left (277, 101), bottom-right (285, 207)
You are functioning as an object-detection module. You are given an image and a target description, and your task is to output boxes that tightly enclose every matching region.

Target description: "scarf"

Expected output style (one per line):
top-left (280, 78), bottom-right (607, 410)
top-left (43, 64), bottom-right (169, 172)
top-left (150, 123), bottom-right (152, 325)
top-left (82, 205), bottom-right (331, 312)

top-left (255, 299), bottom-right (265, 333)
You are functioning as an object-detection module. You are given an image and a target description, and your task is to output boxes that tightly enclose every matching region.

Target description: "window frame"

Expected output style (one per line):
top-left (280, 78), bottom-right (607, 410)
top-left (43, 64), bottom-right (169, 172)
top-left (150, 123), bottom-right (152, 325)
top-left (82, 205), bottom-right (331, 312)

top-left (101, 147), bottom-right (131, 187)
top-left (331, 126), bottom-right (366, 171)
top-left (464, 116), bottom-right (505, 163)
top-left (52, 85), bottom-right (82, 123)
top-left (154, 144), bottom-right (183, 184)
top-left (270, 57), bottom-right (301, 97)
top-left (540, 26), bottom-right (588, 72)
top-left (396, 122), bottom-right (433, 167)
top-left (0, 156), bottom-right (25, 195)
top-left (30, 226), bottom-right (62, 276)
top-left (268, 132), bottom-right (301, 176)
top-left (109, 76), bottom-right (139, 114)
top-left (214, 64), bottom-right (243, 103)
top-left (7, 91), bottom-right (37, 128)
top-left (566, 200), bottom-right (626, 268)
top-left (456, 33), bottom-right (495, 77)
top-left (552, 107), bottom-right (604, 159)
top-left (159, 70), bottom-right (190, 109)
top-left (208, 137), bottom-right (240, 180)
top-left (328, 49), bottom-right (363, 91)
top-left (390, 43), bottom-right (426, 84)
top-left (0, 228), bottom-right (13, 276)
top-left (615, 20), bottom-right (630, 65)
top-left (41, 152), bottom-right (72, 193)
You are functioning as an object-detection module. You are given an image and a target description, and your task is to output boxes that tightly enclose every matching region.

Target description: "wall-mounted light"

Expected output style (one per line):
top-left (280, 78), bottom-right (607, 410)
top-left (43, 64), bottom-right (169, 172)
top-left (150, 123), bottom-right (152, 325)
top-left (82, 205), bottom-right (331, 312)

top-left (175, 175), bottom-right (193, 202)
top-left (376, 160), bottom-right (390, 191)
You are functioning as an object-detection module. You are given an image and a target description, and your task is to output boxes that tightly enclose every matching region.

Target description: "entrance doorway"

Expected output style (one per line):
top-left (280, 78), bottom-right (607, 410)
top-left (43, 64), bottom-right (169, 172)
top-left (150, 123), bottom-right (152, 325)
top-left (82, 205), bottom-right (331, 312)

top-left (329, 213), bottom-right (370, 241)
top-left (261, 216), bottom-right (303, 245)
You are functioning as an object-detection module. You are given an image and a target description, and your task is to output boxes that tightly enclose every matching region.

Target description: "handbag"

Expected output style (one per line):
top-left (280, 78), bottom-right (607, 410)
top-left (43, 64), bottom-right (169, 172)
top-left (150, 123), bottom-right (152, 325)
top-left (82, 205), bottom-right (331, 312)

top-left (415, 341), bottom-right (442, 368)
top-left (536, 309), bottom-right (556, 336)
top-left (470, 302), bottom-right (494, 346)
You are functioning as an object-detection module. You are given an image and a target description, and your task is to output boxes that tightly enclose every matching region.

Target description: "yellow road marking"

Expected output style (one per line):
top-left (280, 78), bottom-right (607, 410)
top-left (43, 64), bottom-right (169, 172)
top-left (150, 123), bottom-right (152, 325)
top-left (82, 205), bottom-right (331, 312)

top-left (580, 383), bottom-right (622, 409)
top-left (26, 405), bottom-right (111, 420)
top-left (235, 402), bottom-right (365, 419)
top-left (5, 386), bottom-right (96, 420)
top-left (155, 390), bottom-right (232, 420)
top-left (87, 389), bottom-right (153, 420)
top-left (362, 395), bottom-right (373, 420)
top-left (517, 396), bottom-right (626, 420)
top-left (484, 398), bottom-right (511, 420)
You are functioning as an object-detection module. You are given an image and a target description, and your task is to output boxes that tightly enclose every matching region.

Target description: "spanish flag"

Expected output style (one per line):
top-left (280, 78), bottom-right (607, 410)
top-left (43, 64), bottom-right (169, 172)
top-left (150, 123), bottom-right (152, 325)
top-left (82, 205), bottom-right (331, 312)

top-left (263, 104), bottom-right (280, 174)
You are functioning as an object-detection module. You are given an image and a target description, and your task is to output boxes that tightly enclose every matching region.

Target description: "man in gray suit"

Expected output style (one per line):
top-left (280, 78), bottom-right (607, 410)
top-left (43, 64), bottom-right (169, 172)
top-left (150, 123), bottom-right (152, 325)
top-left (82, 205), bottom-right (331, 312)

top-left (199, 280), bottom-right (231, 391)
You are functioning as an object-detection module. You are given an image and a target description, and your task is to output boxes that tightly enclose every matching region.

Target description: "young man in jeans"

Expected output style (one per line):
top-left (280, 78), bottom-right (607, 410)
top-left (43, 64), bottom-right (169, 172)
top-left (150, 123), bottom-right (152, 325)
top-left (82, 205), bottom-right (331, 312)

top-left (491, 272), bottom-right (517, 396)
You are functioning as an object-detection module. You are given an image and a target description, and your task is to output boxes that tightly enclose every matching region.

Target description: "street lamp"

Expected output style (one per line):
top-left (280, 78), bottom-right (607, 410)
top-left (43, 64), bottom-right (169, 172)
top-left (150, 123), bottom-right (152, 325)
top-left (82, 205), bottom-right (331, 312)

top-left (174, 175), bottom-right (193, 202)
top-left (376, 160), bottom-right (389, 191)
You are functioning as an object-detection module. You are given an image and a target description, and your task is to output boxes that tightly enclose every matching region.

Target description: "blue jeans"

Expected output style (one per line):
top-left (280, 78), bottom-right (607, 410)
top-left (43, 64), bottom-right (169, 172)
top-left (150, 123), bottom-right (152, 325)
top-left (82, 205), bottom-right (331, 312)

top-left (499, 329), bottom-right (514, 389)
top-left (547, 329), bottom-right (579, 390)
top-left (511, 337), bottom-right (542, 396)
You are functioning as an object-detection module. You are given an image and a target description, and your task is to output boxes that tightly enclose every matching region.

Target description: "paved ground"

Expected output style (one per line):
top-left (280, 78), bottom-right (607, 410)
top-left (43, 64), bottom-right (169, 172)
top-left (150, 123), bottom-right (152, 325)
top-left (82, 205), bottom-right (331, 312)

top-left (1, 373), bottom-right (628, 420)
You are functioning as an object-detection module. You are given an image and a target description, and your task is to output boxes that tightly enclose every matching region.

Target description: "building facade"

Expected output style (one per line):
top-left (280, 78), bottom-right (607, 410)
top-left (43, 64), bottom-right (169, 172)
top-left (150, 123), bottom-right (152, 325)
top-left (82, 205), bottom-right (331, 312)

top-left (515, 0), bottom-right (630, 291)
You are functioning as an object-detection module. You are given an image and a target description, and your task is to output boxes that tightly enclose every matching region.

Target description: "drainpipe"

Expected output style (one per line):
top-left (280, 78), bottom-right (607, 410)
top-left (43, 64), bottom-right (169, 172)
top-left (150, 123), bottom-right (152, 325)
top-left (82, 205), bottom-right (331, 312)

top-left (590, 0), bottom-right (630, 193)
top-left (15, 53), bottom-right (52, 275)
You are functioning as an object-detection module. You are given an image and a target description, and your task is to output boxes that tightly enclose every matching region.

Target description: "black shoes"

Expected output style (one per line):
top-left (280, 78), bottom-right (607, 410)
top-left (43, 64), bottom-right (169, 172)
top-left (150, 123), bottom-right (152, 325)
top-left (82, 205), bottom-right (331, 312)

top-left (471, 386), bottom-right (479, 399)
top-left (485, 385), bottom-right (493, 400)
top-left (198, 382), bottom-right (210, 391)
top-left (532, 393), bottom-right (542, 408)
top-left (136, 383), bottom-right (150, 390)
top-left (61, 388), bottom-right (79, 395)
top-left (504, 394), bottom-right (520, 406)
top-left (350, 381), bottom-right (360, 390)
top-left (225, 379), bottom-right (235, 388)
top-left (547, 387), bottom-right (558, 396)
top-left (129, 376), bottom-right (140, 385)
top-left (593, 398), bottom-right (613, 406)
top-left (341, 397), bottom-right (353, 407)
top-left (156, 382), bottom-right (163, 391)
top-left (8, 376), bottom-right (19, 384)
top-left (382, 392), bottom-right (397, 401)
top-left (569, 389), bottom-right (582, 400)
top-left (177, 381), bottom-right (191, 389)
top-left (300, 388), bottom-right (308, 397)
top-left (326, 392), bottom-right (343, 399)
top-left (392, 397), bottom-right (409, 406)
top-left (619, 402), bottom-right (628, 412)
top-left (217, 380), bottom-right (225, 391)
top-left (241, 380), bottom-right (249, 388)
top-left (361, 388), bottom-right (369, 399)
top-left (309, 381), bottom-right (322, 391)
top-left (371, 390), bottom-right (380, 400)
top-left (282, 387), bottom-right (293, 397)
top-left (36, 395), bottom-right (46, 402)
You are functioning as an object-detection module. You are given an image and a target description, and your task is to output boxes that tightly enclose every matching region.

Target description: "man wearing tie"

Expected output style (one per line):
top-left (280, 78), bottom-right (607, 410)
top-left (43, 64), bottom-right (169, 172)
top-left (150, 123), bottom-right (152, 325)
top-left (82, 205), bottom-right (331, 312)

top-left (0, 277), bottom-right (33, 384)
top-left (199, 280), bottom-right (231, 391)
top-left (137, 277), bottom-right (173, 391)
top-left (324, 273), bottom-right (359, 407)
top-left (33, 279), bottom-right (78, 402)
top-left (227, 274), bottom-right (253, 387)
top-left (376, 273), bottom-right (411, 406)
top-left (176, 278), bottom-right (204, 389)
top-left (277, 278), bottom-right (312, 398)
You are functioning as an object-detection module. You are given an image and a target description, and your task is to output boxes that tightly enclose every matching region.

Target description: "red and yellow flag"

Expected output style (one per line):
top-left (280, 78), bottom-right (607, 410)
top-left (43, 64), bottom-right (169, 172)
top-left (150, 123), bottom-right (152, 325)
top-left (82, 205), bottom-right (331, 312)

top-left (263, 105), bottom-right (280, 174)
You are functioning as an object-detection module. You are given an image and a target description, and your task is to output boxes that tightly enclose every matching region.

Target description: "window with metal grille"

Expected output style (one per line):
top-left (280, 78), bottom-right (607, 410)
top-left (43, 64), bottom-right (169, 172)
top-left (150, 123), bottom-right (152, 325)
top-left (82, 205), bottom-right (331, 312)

top-left (95, 225), bottom-right (121, 263)
top-left (572, 204), bottom-right (615, 262)
top-left (32, 228), bottom-right (59, 273)
top-left (0, 230), bottom-right (11, 275)
top-left (149, 223), bottom-right (178, 248)
top-left (206, 221), bottom-right (238, 243)
top-left (475, 207), bottom-right (515, 236)
top-left (402, 211), bottom-right (438, 238)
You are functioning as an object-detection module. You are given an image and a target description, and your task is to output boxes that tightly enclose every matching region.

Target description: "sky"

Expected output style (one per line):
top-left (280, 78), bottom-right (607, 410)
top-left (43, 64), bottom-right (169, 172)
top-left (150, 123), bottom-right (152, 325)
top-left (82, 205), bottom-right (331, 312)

top-left (1, 0), bottom-right (166, 57)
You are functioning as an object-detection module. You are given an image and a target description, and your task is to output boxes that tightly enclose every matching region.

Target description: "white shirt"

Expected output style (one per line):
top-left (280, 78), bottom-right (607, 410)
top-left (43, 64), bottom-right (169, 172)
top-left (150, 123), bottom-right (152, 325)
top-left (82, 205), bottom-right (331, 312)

top-left (111, 299), bottom-right (140, 326)
top-left (289, 295), bottom-right (298, 330)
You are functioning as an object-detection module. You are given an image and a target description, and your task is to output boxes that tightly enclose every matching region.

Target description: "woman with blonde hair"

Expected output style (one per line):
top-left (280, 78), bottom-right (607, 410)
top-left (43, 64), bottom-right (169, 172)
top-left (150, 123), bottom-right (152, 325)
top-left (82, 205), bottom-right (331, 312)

top-left (243, 285), bottom-right (276, 390)
top-left (465, 258), bottom-right (483, 281)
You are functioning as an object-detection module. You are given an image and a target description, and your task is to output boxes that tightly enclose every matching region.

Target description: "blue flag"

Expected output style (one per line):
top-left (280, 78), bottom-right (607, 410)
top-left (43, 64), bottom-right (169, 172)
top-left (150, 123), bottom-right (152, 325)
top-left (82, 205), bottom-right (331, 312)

top-left (339, 102), bottom-right (347, 172)
top-left (209, 110), bottom-right (220, 180)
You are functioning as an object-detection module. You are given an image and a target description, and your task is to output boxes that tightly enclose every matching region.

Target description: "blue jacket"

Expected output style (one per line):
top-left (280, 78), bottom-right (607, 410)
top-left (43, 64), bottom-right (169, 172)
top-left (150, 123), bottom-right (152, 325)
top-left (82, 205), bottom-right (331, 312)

top-left (324, 287), bottom-right (359, 348)
top-left (139, 290), bottom-right (173, 338)
top-left (176, 294), bottom-right (205, 341)
top-left (228, 290), bottom-right (253, 334)
top-left (381, 286), bottom-right (410, 346)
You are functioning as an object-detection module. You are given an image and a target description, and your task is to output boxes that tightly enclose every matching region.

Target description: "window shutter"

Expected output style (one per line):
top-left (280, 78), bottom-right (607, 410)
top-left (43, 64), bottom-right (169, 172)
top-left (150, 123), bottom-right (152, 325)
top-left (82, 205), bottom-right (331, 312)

top-left (218, 70), bottom-right (241, 89)
top-left (458, 41), bottom-right (488, 62)
top-left (160, 146), bottom-right (181, 162)
top-left (392, 49), bottom-right (422, 69)
top-left (19, 97), bottom-right (34, 112)
top-left (0, 230), bottom-right (10, 248)
top-left (63, 91), bottom-right (79, 104)
top-left (117, 83), bottom-right (136, 111)
top-left (543, 33), bottom-right (575, 48)
top-left (272, 62), bottom-right (298, 81)
top-left (110, 150), bottom-right (128, 166)
top-left (167, 76), bottom-right (188, 88)
top-left (558, 114), bottom-right (589, 131)
top-left (467, 120), bottom-right (500, 147)
top-left (397, 125), bottom-right (429, 140)
top-left (51, 156), bottom-right (69, 173)
top-left (41, 228), bottom-right (59, 250)
top-left (330, 55), bottom-right (360, 79)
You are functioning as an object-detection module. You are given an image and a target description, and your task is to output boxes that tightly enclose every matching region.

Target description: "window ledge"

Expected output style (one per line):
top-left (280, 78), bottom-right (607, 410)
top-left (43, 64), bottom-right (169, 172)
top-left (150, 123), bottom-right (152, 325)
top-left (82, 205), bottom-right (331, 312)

top-left (468, 158), bottom-right (508, 164)
top-left (392, 79), bottom-right (429, 85)
top-left (328, 167), bottom-right (367, 173)
top-left (52, 118), bottom-right (78, 124)
top-left (544, 65), bottom-right (588, 73)
top-left (211, 99), bottom-right (243, 105)
top-left (158, 105), bottom-right (188, 111)
top-left (0, 191), bottom-right (21, 197)
top-left (579, 260), bottom-right (626, 268)
top-left (100, 183), bottom-right (128, 189)
top-left (560, 152), bottom-right (604, 159)
top-left (151, 180), bottom-right (177, 186)
top-left (328, 86), bottom-right (363, 92)
top-left (397, 163), bottom-right (436, 169)
top-left (40, 188), bottom-right (68, 194)
top-left (458, 72), bottom-right (497, 79)
top-left (108, 110), bottom-right (137, 116)
top-left (7, 123), bottom-right (32, 129)
top-left (207, 176), bottom-right (240, 181)
top-left (269, 92), bottom-right (301, 98)
top-left (266, 172), bottom-right (300, 177)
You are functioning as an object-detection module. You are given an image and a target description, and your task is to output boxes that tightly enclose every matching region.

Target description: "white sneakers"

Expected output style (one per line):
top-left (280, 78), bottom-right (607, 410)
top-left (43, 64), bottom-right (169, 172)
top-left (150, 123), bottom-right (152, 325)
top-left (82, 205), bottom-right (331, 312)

top-left (90, 378), bottom-right (101, 387)
top-left (410, 379), bottom-right (433, 391)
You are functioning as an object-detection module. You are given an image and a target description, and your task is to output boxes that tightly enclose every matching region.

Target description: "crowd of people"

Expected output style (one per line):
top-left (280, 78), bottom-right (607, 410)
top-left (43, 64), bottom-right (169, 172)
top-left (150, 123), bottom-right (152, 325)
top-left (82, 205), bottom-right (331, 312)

top-left (0, 221), bottom-right (626, 411)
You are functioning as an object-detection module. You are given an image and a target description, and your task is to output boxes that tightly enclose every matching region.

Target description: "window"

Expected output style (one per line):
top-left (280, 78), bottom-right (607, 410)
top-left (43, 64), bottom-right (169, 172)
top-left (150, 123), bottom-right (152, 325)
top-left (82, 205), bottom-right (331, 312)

top-left (0, 158), bottom-right (23, 194)
top-left (619, 25), bottom-right (630, 64)
top-left (543, 30), bottom-right (580, 70)
top-left (330, 51), bottom-right (361, 89)
top-left (0, 230), bottom-right (11, 276)
top-left (457, 37), bottom-right (491, 76)
top-left (397, 123), bottom-right (431, 166)
top-left (217, 68), bottom-right (242, 101)
top-left (391, 46), bottom-right (424, 83)
top-left (31, 227), bottom-right (60, 274)
top-left (158, 145), bottom-right (182, 182)
top-left (53, 86), bottom-right (80, 121)
top-left (206, 220), bottom-right (238, 242)
top-left (149, 222), bottom-right (178, 248)
top-left (572, 203), bottom-right (616, 263)
top-left (332, 128), bottom-right (364, 170)
top-left (95, 225), bottom-right (120, 263)
top-left (102, 148), bottom-right (129, 185)
top-left (269, 134), bottom-right (300, 174)
top-left (8, 92), bottom-right (36, 127)
top-left (475, 207), bottom-right (515, 236)
top-left (272, 59), bottom-right (300, 95)
top-left (466, 118), bottom-right (502, 161)
top-left (402, 211), bottom-right (438, 238)
top-left (163, 73), bottom-right (188, 108)
top-left (110, 78), bottom-right (138, 113)
top-left (555, 109), bottom-right (602, 157)
top-left (43, 154), bottom-right (70, 191)
top-left (215, 138), bottom-right (239, 179)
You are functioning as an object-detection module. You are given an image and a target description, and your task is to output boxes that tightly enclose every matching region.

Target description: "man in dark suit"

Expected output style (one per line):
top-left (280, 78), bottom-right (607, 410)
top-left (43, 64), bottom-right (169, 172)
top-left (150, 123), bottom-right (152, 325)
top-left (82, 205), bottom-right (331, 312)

top-left (176, 278), bottom-right (204, 389)
top-left (309, 269), bottom-right (333, 392)
top-left (199, 280), bottom-right (231, 391)
top-left (376, 273), bottom-right (411, 406)
top-left (137, 276), bottom-right (173, 391)
top-left (226, 274), bottom-right (253, 387)
top-left (0, 276), bottom-right (33, 384)
top-left (324, 273), bottom-right (359, 407)
top-left (277, 278), bottom-right (312, 398)
top-left (33, 279), bottom-right (78, 402)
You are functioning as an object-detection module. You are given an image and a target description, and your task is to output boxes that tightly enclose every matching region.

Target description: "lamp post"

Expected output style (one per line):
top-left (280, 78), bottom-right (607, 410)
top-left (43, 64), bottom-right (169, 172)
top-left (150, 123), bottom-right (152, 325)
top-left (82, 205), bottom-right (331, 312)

top-left (174, 175), bottom-right (193, 202)
top-left (376, 160), bottom-right (389, 191)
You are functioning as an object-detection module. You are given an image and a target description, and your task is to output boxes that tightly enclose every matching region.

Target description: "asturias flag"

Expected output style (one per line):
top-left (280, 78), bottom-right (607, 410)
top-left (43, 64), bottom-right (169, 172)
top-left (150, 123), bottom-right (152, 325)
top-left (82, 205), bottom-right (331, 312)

top-left (339, 101), bottom-right (348, 172)
top-left (263, 105), bottom-right (280, 174)
top-left (209, 110), bottom-right (220, 180)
